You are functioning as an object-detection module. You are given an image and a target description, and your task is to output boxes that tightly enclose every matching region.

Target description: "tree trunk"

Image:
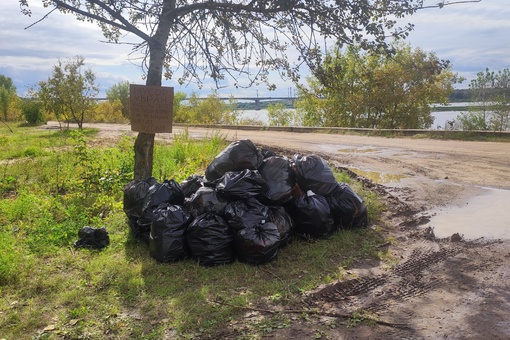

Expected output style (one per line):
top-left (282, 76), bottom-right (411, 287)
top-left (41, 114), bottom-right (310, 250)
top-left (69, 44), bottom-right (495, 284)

top-left (134, 132), bottom-right (155, 180)
top-left (133, 0), bottom-right (175, 180)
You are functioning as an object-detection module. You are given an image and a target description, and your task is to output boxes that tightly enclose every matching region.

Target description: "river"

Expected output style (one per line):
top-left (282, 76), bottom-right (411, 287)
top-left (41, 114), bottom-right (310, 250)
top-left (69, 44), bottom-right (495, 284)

top-left (238, 109), bottom-right (466, 130)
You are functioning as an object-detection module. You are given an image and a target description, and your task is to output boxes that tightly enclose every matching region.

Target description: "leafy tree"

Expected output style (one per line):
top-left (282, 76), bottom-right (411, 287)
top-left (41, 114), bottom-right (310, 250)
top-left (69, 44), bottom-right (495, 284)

top-left (93, 99), bottom-right (127, 123)
top-left (21, 100), bottom-right (45, 124)
top-left (459, 68), bottom-right (510, 131)
top-left (175, 92), bottom-right (238, 124)
top-left (19, 0), bottom-right (479, 179)
top-left (267, 102), bottom-right (295, 126)
top-left (173, 91), bottom-right (187, 122)
top-left (296, 43), bottom-right (460, 129)
top-left (106, 81), bottom-right (130, 118)
top-left (491, 69), bottom-right (510, 131)
top-left (0, 75), bottom-right (17, 122)
top-left (462, 68), bottom-right (495, 130)
top-left (37, 56), bottom-right (99, 129)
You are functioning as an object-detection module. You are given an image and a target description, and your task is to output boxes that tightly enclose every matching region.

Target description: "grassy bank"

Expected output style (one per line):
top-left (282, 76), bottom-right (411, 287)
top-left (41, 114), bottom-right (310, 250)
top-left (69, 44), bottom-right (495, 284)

top-left (0, 123), bottom-right (386, 339)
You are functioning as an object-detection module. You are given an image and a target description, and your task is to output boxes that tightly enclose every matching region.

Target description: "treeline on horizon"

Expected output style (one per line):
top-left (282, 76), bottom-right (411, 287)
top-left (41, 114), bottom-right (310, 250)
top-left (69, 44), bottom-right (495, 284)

top-left (448, 88), bottom-right (472, 102)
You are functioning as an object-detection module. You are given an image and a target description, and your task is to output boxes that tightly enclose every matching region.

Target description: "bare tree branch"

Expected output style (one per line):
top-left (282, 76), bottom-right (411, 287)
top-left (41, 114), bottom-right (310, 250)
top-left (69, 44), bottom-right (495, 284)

top-left (24, 7), bottom-right (58, 30)
top-left (212, 299), bottom-right (410, 329)
top-left (0, 119), bottom-right (13, 133)
top-left (420, 0), bottom-right (482, 10)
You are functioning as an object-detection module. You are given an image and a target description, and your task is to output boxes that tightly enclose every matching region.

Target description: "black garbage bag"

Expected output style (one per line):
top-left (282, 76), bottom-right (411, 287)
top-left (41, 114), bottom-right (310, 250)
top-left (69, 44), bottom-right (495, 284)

top-left (149, 203), bottom-right (191, 263)
top-left (123, 177), bottom-right (158, 241)
top-left (136, 180), bottom-right (186, 242)
top-left (259, 148), bottom-right (277, 159)
top-left (126, 216), bottom-right (151, 244)
top-left (205, 139), bottom-right (264, 181)
top-left (142, 179), bottom-right (185, 210)
top-left (235, 222), bottom-right (280, 265)
top-left (288, 191), bottom-right (335, 239)
top-left (136, 179), bottom-right (184, 236)
top-left (180, 174), bottom-right (205, 198)
top-left (74, 226), bottom-right (110, 249)
top-left (267, 206), bottom-right (294, 247)
top-left (186, 213), bottom-right (235, 267)
top-left (258, 156), bottom-right (296, 204)
top-left (123, 177), bottom-right (158, 218)
top-left (327, 183), bottom-right (368, 230)
top-left (216, 169), bottom-right (265, 200)
top-left (293, 154), bottom-right (339, 196)
top-left (135, 210), bottom-right (158, 244)
top-left (224, 197), bottom-right (269, 231)
top-left (184, 186), bottom-right (228, 218)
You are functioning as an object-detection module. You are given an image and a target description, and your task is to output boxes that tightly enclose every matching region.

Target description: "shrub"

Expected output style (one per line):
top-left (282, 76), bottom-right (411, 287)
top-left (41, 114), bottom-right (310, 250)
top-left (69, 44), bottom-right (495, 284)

top-left (21, 100), bottom-right (44, 124)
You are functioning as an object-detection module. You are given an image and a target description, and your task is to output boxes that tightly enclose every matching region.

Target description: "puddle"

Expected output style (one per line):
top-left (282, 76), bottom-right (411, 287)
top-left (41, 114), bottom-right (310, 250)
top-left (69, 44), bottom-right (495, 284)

top-left (349, 168), bottom-right (408, 184)
top-left (427, 187), bottom-right (510, 240)
top-left (319, 144), bottom-right (416, 158)
top-left (338, 148), bottom-right (380, 153)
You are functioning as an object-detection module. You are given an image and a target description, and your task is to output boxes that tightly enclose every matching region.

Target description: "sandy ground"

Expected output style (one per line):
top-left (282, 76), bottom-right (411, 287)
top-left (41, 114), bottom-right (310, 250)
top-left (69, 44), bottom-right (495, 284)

top-left (43, 122), bottom-right (510, 339)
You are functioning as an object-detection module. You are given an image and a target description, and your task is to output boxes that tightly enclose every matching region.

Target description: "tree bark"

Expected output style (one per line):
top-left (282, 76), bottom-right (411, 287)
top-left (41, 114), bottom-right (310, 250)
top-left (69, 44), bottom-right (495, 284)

top-left (134, 132), bottom-right (155, 180)
top-left (133, 0), bottom-right (175, 180)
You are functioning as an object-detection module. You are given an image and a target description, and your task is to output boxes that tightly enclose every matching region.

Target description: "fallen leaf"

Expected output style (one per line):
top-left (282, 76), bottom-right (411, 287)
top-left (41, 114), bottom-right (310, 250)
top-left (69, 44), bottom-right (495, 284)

top-left (69, 319), bottom-right (80, 326)
top-left (43, 324), bottom-right (56, 332)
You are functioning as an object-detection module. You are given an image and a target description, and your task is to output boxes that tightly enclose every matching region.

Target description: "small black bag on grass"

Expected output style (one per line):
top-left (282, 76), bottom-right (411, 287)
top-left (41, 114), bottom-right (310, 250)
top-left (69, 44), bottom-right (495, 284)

top-left (149, 203), bottom-right (191, 263)
top-left (224, 198), bottom-right (269, 231)
top-left (293, 155), bottom-right (339, 196)
top-left (185, 186), bottom-right (228, 218)
top-left (205, 139), bottom-right (264, 181)
top-left (289, 192), bottom-right (335, 239)
top-left (74, 226), bottom-right (110, 249)
top-left (216, 169), bottom-right (265, 200)
top-left (258, 156), bottom-right (296, 204)
top-left (186, 213), bottom-right (235, 267)
top-left (267, 206), bottom-right (294, 247)
top-left (327, 184), bottom-right (368, 230)
top-left (180, 174), bottom-right (206, 198)
top-left (123, 177), bottom-right (158, 242)
top-left (235, 222), bottom-right (280, 265)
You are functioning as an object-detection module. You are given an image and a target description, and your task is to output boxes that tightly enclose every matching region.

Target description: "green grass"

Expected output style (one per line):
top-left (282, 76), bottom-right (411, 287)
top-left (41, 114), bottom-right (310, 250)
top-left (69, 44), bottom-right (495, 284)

top-left (0, 123), bottom-right (388, 339)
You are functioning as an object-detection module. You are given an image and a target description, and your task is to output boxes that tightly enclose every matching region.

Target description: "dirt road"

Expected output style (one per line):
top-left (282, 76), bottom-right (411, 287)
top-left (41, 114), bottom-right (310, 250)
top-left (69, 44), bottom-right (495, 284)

top-left (45, 122), bottom-right (510, 339)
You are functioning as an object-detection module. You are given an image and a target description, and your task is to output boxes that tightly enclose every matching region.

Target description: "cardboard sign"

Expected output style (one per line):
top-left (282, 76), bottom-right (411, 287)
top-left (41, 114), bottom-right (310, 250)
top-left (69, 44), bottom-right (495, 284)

top-left (129, 84), bottom-right (173, 133)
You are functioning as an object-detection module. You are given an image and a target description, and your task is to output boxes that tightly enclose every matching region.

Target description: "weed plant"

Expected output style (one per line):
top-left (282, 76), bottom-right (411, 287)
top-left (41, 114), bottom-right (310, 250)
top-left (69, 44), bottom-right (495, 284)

top-left (0, 124), bottom-right (386, 339)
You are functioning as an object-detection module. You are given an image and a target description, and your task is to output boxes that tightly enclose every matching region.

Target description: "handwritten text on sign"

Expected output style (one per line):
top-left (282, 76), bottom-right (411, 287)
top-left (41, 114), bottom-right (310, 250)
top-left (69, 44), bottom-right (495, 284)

top-left (130, 84), bottom-right (173, 133)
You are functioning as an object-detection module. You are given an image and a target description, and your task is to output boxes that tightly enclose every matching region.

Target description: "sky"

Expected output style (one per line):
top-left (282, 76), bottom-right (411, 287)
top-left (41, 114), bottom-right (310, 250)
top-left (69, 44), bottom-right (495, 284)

top-left (1, 0), bottom-right (509, 98)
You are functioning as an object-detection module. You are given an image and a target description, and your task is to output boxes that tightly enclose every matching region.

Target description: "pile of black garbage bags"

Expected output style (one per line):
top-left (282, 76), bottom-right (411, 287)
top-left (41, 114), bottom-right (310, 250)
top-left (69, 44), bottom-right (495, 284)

top-left (123, 139), bottom-right (367, 267)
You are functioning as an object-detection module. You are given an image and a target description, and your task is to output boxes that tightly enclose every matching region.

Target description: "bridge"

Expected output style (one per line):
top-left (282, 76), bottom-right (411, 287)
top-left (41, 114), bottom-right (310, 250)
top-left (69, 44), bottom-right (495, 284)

top-left (96, 96), bottom-right (298, 110)
top-left (186, 96), bottom-right (298, 110)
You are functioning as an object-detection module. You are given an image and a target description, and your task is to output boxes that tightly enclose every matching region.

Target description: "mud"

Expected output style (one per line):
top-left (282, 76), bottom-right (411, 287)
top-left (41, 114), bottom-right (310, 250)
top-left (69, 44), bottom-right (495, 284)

top-left (40, 122), bottom-right (510, 339)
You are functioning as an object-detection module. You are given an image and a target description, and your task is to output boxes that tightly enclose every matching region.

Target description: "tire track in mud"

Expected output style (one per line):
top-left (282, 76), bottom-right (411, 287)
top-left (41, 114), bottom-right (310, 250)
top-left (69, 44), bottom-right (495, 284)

top-left (304, 243), bottom-right (463, 311)
top-left (300, 238), bottom-right (506, 340)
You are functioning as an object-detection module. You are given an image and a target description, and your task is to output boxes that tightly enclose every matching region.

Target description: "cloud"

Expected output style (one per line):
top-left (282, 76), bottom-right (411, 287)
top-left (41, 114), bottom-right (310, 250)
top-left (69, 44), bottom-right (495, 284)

top-left (0, 2), bottom-right (147, 94)
top-left (398, 0), bottom-right (510, 86)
